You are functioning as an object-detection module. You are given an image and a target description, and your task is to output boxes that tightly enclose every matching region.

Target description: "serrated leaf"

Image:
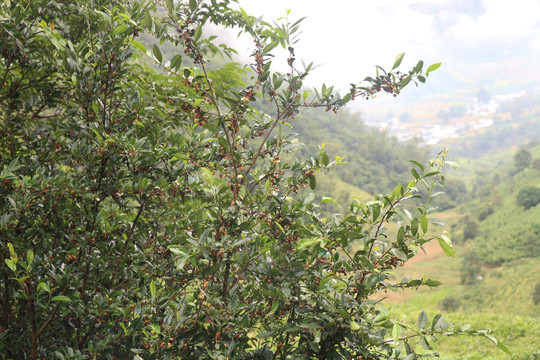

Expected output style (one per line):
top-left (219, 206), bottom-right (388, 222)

top-left (152, 44), bottom-right (162, 63)
top-left (309, 174), bottom-right (316, 190)
top-left (421, 215), bottom-right (428, 234)
top-left (437, 235), bottom-right (455, 258)
top-left (484, 334), bottom-right (512, 355)
top-left (321, 152), bottom-right (329, 166)
top-left (400, 75), bottom-right (411, 90)
top-left (420, 335), bottom-right (431, 350)
top-left (38, 282), bottom-right (51, 294)
top-left (27, 250), bottom-right (34, 266)
top-left (113, 24), bottom-right (129, 36)
top-left (418, 310), bottom-right (427, 330)
top-left (392, 323), bottom-right (401, 342)
top-left (411, 218), bottom-right (418, 236)
top-left (130, 40), bottom-right (146, 54)
top-left (414, 60), bottom-right (424, 73)
top-left (165, 0), bottom-right (174, 12)
top-left (409, 160), bottom-right (424, 172)
top-left (431, 314), bottom-right (444, 330)
top-left (397, 226), bottom-right (405, 244)
top-left (170, 54), bottom-right (183, 70)
top-left (392, 52), bottom-right (405, 70)
top-left (372, 204), bottom-right (380, 221)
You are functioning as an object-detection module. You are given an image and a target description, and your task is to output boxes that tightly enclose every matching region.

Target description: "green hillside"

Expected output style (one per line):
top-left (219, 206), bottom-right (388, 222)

top-left (378, 144), bottom-right (540, 359)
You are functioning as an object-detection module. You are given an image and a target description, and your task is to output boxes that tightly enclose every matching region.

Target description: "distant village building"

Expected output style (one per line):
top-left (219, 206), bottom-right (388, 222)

top-left (372, 90), bottom-right (525, 145)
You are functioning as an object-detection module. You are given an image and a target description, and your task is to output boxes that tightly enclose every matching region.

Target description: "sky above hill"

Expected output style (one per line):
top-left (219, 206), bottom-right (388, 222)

top-left (235, 0), bottom-right (540, 104)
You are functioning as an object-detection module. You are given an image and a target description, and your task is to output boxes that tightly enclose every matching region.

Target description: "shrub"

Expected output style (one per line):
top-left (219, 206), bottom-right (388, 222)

top-left (463, 219), bottom-right (479, 241)
top-left (440, 296), bottom-right (462, 312)
top-left (517, 186), bottom-right (540, 209)
top-left (534, 281), bottom-right (540, 306)
top-left (514, 147), bottom-right (532, 172)
top-left (0, 0), bottom-right (505, 359)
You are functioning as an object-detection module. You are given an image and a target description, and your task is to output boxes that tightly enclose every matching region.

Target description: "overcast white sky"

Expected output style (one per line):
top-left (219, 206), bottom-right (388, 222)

top-left (232, 0), bottom-right (540, 104)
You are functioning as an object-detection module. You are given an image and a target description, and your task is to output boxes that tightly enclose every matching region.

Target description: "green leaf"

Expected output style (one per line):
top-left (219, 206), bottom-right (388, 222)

top-left (309, 174), bottom-right (316, 190)
top-left (437, 235), bottom-right (455, 258)
top-left (321, 152), bottom-right (329, 166)
top-left (400, 75), bottom-right (411, 90)
top-left (426, 63), bottom-right (441, 73)
top-left (170, 54), bottom-right (183, 70)
top-left (165, 0), bottom-right (174, 13)
top-left (7, 242), bottom-right (16, 258)
top-left (431, 314), bottom-right (444, 330)
top-left (397, 226), bottom-right (405, 243)
top-left (350, 321), bottom-right (360, 331)
top-left (150, 279), bottom-right (156, 299)
top-left (38, 282), bottom-right (51, 294)
top-left (420, 335), bottom-right (431, 350)
top-left (424, 279), bottom-right (442, 287)
top-left (417, 310), bottom-right (427, 330)
top-left (403, 208), bottom-right (412, 221)
top-left (409, 160), bottom-right (424, 172)
top-left (372, 204), bottom-right (380, 221)
top-left (338, 308), bottom-right (351, 320)
top-left (392, 323), bottom-right (401, 342)
top-left (153, 44), bottom-right (162, 63)
top-left (414, 60), bottom-right (424, 74)
top-left (194, 26), bottom-right (202, 41)
top-left (420, 215), bottom-right (428, 234)
top-left (411, 168), bottom-right (420, 179)
top-left (112, 24), bottom-right (129, 36)
top-left (272, 300), bottom-right (280, 312)
top-left (446, 160), bottom-right (458, 169)
top-left (392, 52), bottom-right (405, 70)
top-left (27, 250), bottom-right (34, 266)
top-left (5, 259), bottom-right (16, 272)
top-left (189, 0), bottom-right (197, 12)
top-left (256, 330), bottom-right (275, 339)
top-left (411, 218), bottom-right (418, 236)
top-left (132, 39), bottom-right (148, 54)
top-left (51, 296), bottom-right (71, 302)
top-left (484, 334), bottom-right (512, 355)
top-left (320, 197), bottom-right (338, 205)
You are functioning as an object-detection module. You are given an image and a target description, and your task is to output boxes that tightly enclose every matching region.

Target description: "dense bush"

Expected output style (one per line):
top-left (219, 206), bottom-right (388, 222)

top-left (439, 296), bottom-right (462, 312)
top-left (517, 186), bottom-right (540, 209)
top-left (514, 147), bottom-right (532, 172)
top-left (462, 219), bottom-right (479, 242)
top-left (0, 0), bottom-right (507, 359)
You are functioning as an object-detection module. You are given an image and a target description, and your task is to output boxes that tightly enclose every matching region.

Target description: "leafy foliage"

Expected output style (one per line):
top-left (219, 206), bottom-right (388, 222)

top-left (514, 147), bottom-right (532, 172)
top-left (517, 185), bottom-right (540, 209)
top-left (0, 0), bottom-right (500, 359)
